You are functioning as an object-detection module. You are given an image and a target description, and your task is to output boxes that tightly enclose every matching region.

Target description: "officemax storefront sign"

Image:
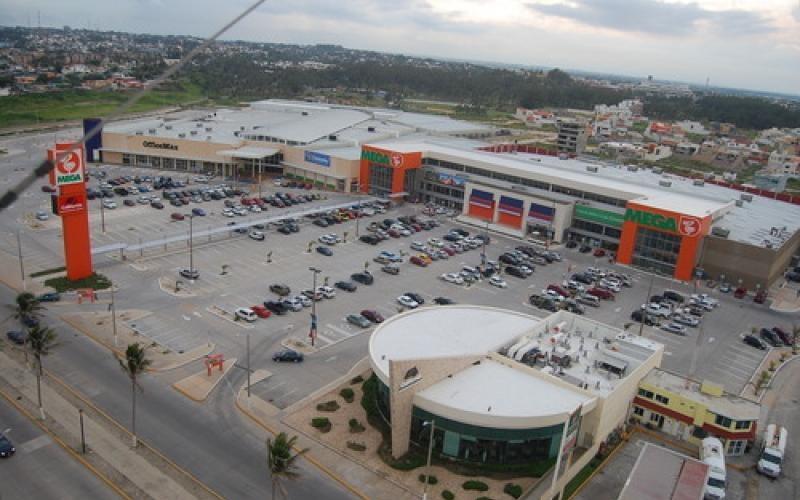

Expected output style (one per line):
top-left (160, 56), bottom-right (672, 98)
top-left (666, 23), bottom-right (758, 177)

top-left (624, 208), bottom-right (678, 233)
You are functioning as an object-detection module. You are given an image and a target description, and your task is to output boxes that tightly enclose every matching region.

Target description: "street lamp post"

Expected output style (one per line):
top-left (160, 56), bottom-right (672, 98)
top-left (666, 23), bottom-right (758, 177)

top-left (99, 195), bottom-right (106, 233)
top-left (16, 228), bottom-right (25, 291)
top-left (421, 419), bottom-right (436, 500)
top-left (186, 213), bottom-right (195, 274)
top-left (110, 283), bottom-right (118, 347)
top-left (309, 267), bottom-right (321, 347)
top-left (638, 273), bottom-right (655, 337)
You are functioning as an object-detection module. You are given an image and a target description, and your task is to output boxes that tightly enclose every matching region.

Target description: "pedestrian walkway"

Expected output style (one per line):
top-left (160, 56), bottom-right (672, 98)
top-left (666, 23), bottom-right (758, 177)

top-left (0, 351), bottom-right (195, 499)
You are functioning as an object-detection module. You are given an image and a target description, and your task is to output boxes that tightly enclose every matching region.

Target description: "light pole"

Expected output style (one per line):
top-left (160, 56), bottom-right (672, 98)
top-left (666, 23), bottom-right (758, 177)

top-left (638, 273), bottom-right (655, 337)
top-left (16, 228), bottom-right (25, 291)
top-left (99, 195), bottom-right (106, 233)
top-left (110, 283), bottom-right (118, 347)
top-left (309, 267), bottom-right (321, 347)
top-left (421, 419), bottom-right (436, 500)
top-left (186, 214), bottom-right (195, 274)
top-left (481, 220), bottom-right (488, 267)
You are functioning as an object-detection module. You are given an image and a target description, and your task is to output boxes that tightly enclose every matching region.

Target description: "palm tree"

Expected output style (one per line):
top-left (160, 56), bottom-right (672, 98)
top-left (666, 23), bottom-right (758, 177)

top-left (266, 432), bottom-right (307, 499)
top-left (13, 292), bottom-right (43, 324)
top-left (26, 324), bottom-right (58, 420)
top-left (118, 343), bottom-right (151, 447)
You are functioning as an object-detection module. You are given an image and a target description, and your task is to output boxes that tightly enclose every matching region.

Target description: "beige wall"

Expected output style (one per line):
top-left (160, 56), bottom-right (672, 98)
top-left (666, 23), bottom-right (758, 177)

top-left (387, 355), bottom-right (482, 458)
top-left (102, 132), bottom-right (239, 161)
top-left (700, 230), bottom-right (800, 289)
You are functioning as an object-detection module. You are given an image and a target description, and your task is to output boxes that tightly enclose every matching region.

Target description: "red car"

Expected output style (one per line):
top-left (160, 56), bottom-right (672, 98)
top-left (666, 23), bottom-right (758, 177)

top-left (360, 310), bottom-right (384, 323)
top-left (170, 213), bottom-right (185, 221)
top-left (410, 256), bottom-right (428, 267)
top-left (388, 229), bottom-right (401, 238)
top-left (587, 287), bottom-right (614, 300)
top-left (593, 248), bottom-right (606, 257)
top-left (442, 246), bottom-right (456, 256)
top-left (753, 290), bottom-right (767, 304)
top-left (251, 305), bottom-right (272, 318)
top-left (547, 284), bottom-right (570, 298)
top-left (734, 287), bottom-right (747, 299)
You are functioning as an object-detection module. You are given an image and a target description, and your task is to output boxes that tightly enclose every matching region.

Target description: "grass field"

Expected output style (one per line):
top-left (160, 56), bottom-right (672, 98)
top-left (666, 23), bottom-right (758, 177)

top-left (0, 82), bottom-right (207, 129)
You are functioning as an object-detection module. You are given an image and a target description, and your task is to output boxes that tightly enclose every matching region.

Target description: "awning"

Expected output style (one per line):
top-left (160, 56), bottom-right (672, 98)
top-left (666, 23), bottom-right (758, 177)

top-left (217, 146), bottom-right (280, 159)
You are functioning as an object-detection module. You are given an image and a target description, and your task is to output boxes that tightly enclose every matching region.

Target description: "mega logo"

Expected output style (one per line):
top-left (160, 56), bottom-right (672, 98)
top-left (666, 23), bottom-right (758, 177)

top-left (360, 149), bottom-right (390, 165)
top-left (624, 208), bottom-right (678, 233)
top-left (390, 153), bottom-right (403, 168)
top-left (679, 216), bottom-right (702, 237)
top-left (55, 151), bottom-right (84, 185)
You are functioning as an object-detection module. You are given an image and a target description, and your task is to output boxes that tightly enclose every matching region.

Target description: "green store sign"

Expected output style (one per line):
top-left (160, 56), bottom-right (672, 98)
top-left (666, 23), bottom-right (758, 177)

top-left (624, 208), bottom-right (678, 232)
top-left (361, 150), bottom-right (390, 165)
top-left (573, 205), bottom-right (624, 228)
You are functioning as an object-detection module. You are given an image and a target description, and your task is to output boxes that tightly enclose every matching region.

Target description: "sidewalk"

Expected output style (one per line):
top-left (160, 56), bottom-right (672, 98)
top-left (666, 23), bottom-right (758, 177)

top-left (0, 351), bottom-right (194, 499)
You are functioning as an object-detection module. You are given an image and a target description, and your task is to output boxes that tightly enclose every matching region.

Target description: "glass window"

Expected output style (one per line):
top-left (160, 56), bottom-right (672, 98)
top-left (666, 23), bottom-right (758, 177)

top-left (734, 420), bottom-right (751, 430)
top-left (714, 414), bottom-right (733, 428)
top-left (727, 440), bottom-right (746, 455)
top-left (655, 394), bottom-right (669, 405)
top-left (638, 389), bottom-right (654, 399)
top-left (649, 412), bottom-right (662, 423)
top-left (633, 406), bottom-right (644, 416)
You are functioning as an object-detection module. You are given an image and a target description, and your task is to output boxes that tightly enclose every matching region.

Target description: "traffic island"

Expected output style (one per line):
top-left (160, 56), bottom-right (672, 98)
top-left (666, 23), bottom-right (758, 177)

top-left (173, 357), bottom-right (237, 402)
top-left (158, 276), bottom-right (197, 297)
top-left (61, 310), bottom-right (214, 371)
top-left (281, 336), bottom-right (318, 354)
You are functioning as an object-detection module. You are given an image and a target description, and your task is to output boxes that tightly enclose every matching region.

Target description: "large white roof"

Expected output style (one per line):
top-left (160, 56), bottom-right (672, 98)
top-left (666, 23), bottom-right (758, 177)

top-left (369, 305), bottom-right (539, 384)
top-left (415, 360), bottom-right (593, 427)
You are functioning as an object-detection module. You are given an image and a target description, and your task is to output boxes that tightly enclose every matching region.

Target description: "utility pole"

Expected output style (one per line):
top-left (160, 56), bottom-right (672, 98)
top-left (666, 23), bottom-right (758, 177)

top-left (99, 196), bottom-right (106, 233)
top-left (188, 214), bottom-right (194, 273)
top-left (638, 273), bottom-right (656, 336)
top-left (110, 283), bottom-right (118, 347)
top-left (258, 169), bottom-right (262, 199)
top-left (16, 228), bottom-right (25, 291)
top-left (246, 333), bottom-right (251, 397)
top-left (309, 267), bottom-right (321, 347)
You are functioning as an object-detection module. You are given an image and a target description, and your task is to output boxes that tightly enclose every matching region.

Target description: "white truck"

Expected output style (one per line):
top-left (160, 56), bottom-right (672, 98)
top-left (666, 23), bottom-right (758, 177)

top-left (700, 437), bottom-right (726, 500)
top-left (757, 424), bottom-right (788, 478)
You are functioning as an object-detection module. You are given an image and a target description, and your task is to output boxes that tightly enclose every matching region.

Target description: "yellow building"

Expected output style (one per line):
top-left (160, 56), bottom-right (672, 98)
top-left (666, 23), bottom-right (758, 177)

top-left (631, 369), bottom-right (760, 456)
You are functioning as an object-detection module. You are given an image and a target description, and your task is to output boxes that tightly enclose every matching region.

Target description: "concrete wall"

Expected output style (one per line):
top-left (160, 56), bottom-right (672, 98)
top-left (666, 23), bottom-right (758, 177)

top-left (388, 355), bottom-right (482, 458)
top-left (700, 230), bottom-right (800, 289)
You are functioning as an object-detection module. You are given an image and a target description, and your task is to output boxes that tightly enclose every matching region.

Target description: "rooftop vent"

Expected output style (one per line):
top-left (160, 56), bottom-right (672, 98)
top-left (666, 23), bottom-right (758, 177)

top-left (205, 127), bottom-right (212, 132)
top-left (735, 199), bottom-right (744, 207)
top-left (233, 131), bottom-right (240, 137)
top-left (148, 129), bottom-right (156, 134)
top-left (301, 111), bottom-right (309, 116)
top-left (178, 133), bottom-right (186, 138)
top-left (135, 131), bottom-right (143, 136)
top-left (196, 123), bottom-right (203, 128)
top-left (652, 167), bottom-right (663, 174)
top-left (740, 193), bottom-right (753, 202)
top-left (711, 227), bottom-right (730, 238)
top-left (627, 166), bottom-right (638, 172)
top-left (206, 136), bottom-right (212, 141)
top-left (240, 126), bottom-right (245, 131)
top-left (328, 135), bottom-right (338, 141)
top-left (165, 125), bottom-right (173, 130)
top-left (659, 180), bottom-right (672, 187)
top-left (367, 126), bottom-right (376, 132)
top-left (190, 130), bottom-right (198, 136)
top-left (586, 166), bottom-right (598, 173)
top-left (693, 179), bottom-right (704, 186)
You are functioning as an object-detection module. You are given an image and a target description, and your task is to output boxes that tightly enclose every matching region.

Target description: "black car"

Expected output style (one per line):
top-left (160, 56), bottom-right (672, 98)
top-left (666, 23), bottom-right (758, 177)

top-left (151, 201), bottom-right (164, 209)
top-left (36, 292), bottom-right (60, 302)
top-left (404, 292), bottom-right (425, 305)
top-left (264, 300), bottom-right (288, 315)
top-left (772, 327), bottom-right (792, 346)
top-left (272, 349), bottom-right (303, 362)
top-left (443, 233), bottom-right (460, 242)
top-left (277, 225), bottom-right (292, 235)
top-left (6, 330), bottom-right (26, 345)
top-left (0, 432), bottom-right (15, 458)
top-left (313, 219), bottom-right (329, 228)
top-left (359, 235), bottom-right (379, 245)
top-left (270, 284), bottom-right (291, 296)
top-left (123, 199), bottom-right (136, 207)
top-left (631, 310), bottom-right (659, 326)
top-left (572, 273), bottom-right (594, 285)
top-left (662, 291), bottom-right (685, 304)
top-left (433, 297), bottom-right (455, 305)
top-left (335, 281), bottom-right (357, 292)
top-left (743, 334), bottom-right (767, 350)
top-left (565, 240), bottom-right (578, 249)
top-left (785, 271), bottom-right (800, 283)
top-left (579, 245), bottom-right (592, 253)
top-left (316, 246), bottom-right (333, 256)
top-left (451, 228), bottom-right (469, 237)
top-left (499, 253), bottom-right (520, 266)
top-left (351, 272), bottom-right (374, 285)
top-left (759, 328), bottom-right (782, 347)
top-left (505, 266), bottom-right (527, 278)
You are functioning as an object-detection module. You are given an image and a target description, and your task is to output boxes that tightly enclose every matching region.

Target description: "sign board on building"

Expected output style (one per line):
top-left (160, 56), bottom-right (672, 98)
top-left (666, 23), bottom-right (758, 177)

top-left (624, 208), bottom-right (702, 237)
top-left (304, 151), bottom-right (331, 167)
top-left (53, 150), bottom-right (85, 186)
top-left (142, 141), bottom-right (178, 151)
top-left (361, 149), bottom-right (390, 165)
top-left (57, 192), bottom-right (87, 214)
top-left (574, 204), bottom-right (624, 228)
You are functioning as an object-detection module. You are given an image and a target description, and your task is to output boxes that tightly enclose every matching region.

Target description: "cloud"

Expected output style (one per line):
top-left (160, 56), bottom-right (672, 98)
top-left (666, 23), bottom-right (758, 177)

top-left (526, 0), bottom-right (775, 37)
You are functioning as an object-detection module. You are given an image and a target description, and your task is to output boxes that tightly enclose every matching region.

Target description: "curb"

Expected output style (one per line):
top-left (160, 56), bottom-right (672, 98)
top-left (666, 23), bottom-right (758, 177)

top-left (0, 385), bottom-right (132, 500)
top-left (234, 390), bottom-right (370, 500)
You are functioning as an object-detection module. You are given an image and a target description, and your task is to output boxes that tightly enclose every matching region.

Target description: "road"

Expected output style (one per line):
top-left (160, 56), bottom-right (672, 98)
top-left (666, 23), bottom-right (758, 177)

top-left (758, 359), bottom-right (799, 500)
top-left (0, 396), bottom-right (120, 500)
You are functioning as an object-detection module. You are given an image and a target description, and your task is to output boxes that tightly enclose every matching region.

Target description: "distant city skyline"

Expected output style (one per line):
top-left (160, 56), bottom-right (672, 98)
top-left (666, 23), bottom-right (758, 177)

top-left (1, 0), bottom-right (798, 95)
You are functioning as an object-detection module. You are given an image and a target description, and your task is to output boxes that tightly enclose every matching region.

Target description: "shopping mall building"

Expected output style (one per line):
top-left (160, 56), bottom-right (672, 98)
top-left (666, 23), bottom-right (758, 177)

top-left (367, 305), bottom-right (664, 499)
top-left (98, 100), bottom-right (800, 287)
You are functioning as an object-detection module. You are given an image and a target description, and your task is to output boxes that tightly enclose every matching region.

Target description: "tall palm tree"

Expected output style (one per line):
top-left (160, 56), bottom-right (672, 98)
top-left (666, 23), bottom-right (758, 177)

top-left (118, 343), bottom-right (151, 448)
top-left (26, 324), bottom-right (58, 420)
top-left (13, 292), bottom-right (43, 323)
top-left (266, 432), bottom-right (307, 499)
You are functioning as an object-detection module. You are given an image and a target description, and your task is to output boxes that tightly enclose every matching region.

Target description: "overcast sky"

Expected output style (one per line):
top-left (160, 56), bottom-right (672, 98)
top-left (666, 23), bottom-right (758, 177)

top-left (3, 0), bottom-right (799, 95)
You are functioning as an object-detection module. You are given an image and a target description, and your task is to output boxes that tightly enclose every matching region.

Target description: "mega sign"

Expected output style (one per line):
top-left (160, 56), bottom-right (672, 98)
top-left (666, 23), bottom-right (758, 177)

top-left (54, 150), bottom-right (85, 186)
top-left (625, 208), bottom-right (702, 237)
top-left (304, 151), bottom-right (331, 167)
top-left (361, 149), bottom-right (390, 165)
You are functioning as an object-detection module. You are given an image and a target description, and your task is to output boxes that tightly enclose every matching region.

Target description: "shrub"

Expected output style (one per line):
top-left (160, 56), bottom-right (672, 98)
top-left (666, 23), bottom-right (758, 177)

top-left (418, 474), bottom-right (438, 485)
top-left (350, 375), bottom-right (364, 385)
top-left (45, 272), bottom-right (112, 292)
top-left (311, 417), bottom-right (331, 432)
top-left (441, 491), bottom-right (455, 500)
top-left (316, 400), bottom-right (340, 412)
top-left (349, 418), bottom-right (365, 433)
top-left (347, 441), bottom-right (367, 452)
top-left (462, 480), bottom-right (489, 492)
top-left (340, 387), bottom-right (355, 403)
top-left (503, 483), bottom-right (523, 499)
top-left (476, 497), bottom-right (494, 500)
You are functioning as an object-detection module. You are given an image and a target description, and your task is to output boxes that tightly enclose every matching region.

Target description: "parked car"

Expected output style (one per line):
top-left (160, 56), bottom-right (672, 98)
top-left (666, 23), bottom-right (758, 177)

top-left (719, 282), bottom-right (732, 293)
top-left (586, 287), bottom-right (614, 300)
top-left (316, 246), bottom-right (333, 256)
top-left (743, 334), bottom-right (767, 350)
top-left (347, 314), bottom-right (372, 328)
top-left (440, 273), bottom-right (464, 284)
top-left (270, 283), bottom-right (291, 296)
top-left (631, 310), bottom-right (659, 326)
top-left (760, 328), bottom-right (782, 347)
top-left (0, 432), bottom-right (15, 458)
top-left (351, 272), bottom-right (374, 285)
top-left (235, 307), bottom-right (257, 322)
top-left (754, 290), bottom-right (768, 304)
top-left (36, 292), bottom-right (60, 302)
top-left (264, 300), bottom-right (288, 315)
top-left (771, 327), bottom-right (792, 346)
top-left (191, 207), bottom-right (207, 216)
top-left (433, 297), bottom-right (455, 305)
top-left (272, 349), bottom-right (303, 362)
top-left (673, 314), bottom-right (700, 327)
top-left (593, 248), bottom-right (606, 257)
top-left (251, 305), bottom-right (272, 318)
top-left (361, 310), bottom-right (384, 323)
top-left (6, 330), bottom-right (26, 345)
top-left (661, 322), bottom-right (688, 336)
top-left (335, 281), bottom-right (357, 292)
top-left (547, 284), bottom-right (570, 298)
top-left (382, 264), bottom-right (400, 275)
top-left (565, 240), bottom-right (578, 249)
top-left (410, 256), bottom-right (428, 267)
top-left (249, 230), bottom-right (266, 241)
top-left (505, 266), bottom-right (527, 279)
top-left (397, 295), bottom-right (419, 309)
top-left (179, 268), bottom-right (199, 280)
top-left (734, 287), bottom-right (748, 299)
top-left (489, 276), bottom-right (507, 288)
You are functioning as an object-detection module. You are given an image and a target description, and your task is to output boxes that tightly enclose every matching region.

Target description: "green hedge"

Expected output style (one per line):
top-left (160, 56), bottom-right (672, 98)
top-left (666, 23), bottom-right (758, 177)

top-left (349, 418), bottom-right (365, 433)
top-left (462, 480), bottom-right (489, 492)
top-left (563, 456), bottom-right (604, 499)
top-left (340, 387), bottom-right (355, 403)
top-left (316, 400), bottom-right (340, 412)
top-left (350, 375), bottom-right (364, 385)
top-left (441, 491), bottom-right (455, 500)
top-left (311, 417), bottom-right (331, 432)
top-left (44, 272), bottom-right (112, 292)
top-left (30, 266), bottom-right (66, 278)
top-left (347, 441), bottom-right (367, 452)
top-left (503, 483), bottom-right (523, 499)
top-left (418, 474), bottom-right (438, 485)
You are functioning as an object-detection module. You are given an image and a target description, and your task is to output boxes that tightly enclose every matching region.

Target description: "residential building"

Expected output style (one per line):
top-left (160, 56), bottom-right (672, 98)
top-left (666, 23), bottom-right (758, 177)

top-left (556, 119), bottom-right (587, 154)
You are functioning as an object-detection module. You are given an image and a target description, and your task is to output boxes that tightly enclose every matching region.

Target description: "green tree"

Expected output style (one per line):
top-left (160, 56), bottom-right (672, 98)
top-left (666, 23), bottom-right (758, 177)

top-left (26, 324), bottom-right (58, 419)
top-left (13, 292), bottom-right (44, 324)
top-left (266, 432), bottom-right (308, 499)
top-left (118, 343), bottom-right (151, 447)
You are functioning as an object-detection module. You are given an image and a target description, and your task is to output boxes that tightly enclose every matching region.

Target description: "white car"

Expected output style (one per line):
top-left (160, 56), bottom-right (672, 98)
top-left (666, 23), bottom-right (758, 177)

top-left (294, 295), bottom-right (312, 308)
top-left (248, 230), bottom-right (265, 241)
top-left (136, 196), bottom-right (151, 204)
top-left (440, 273), bottom-right (464, 285)
top-left (318, 234), bottom-right (336, 245)
top-left (102, 200), bottom-right (117, 209)
top-left (249, 205), bottom-right (262, 213)
top-left (642, 303), bottom-right (671, 318)
top-left (599, 279), bottom-right (621, 292)
top-left (235, 307), bottom-right (257, 322)
top-left (411, 241), bottom-right (426, 251)
top-left (234, 208), bottom-right (247, 216)
top-left (223, 209), bottom-right (235, 218)
top-left (282, 298), bottom-right (303, 312)
top-left (489, 276), bottom-right (507, 288)
top-left (673, 314), bottom-right (700, 327)
top-left (563, 280), bottom-right (585, 293)
top-left (661, 322), bottom-right (687, 335)
top-left (427, 238), bottom-right (443, 247)
top-left (586, 267), bottom-right (606, 279)
top-left (543, 290), bottom-right (565, 302)
top-left (35, 210), bottom-right (49, 221)
top-left (518, 265), bottom-right (534, 276)
top-left (397, 295), bottom-right (419, 309)
top-left (317, 286), bottom-right (336, 299)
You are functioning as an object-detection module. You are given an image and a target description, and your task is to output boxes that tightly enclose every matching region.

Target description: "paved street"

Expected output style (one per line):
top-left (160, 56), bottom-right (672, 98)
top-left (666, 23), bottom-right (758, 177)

top-left (758, 359), bottom-right (799, 500)
top-left (0, 397), bottom-right (120, 500)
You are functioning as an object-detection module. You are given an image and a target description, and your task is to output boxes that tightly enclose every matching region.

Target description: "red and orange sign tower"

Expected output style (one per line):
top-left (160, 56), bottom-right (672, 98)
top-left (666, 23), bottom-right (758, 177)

top-left (47, 142), bottom-right (93, 280)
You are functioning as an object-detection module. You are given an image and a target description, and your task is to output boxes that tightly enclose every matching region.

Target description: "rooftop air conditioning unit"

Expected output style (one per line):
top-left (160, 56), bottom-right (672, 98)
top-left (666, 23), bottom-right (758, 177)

top-left (659, 180), bottom-right (672, 187)
top-left (165, 125), bottom-right (172, 130)
top-left (148, 129), bottom-right (156, 134)
top-left (240, 126), bottom-right (245, 131)
top-left (586, 166), bottom-right (598, 173)
top-left (301, 111), bottom-right (309, 116)
top-left (234, 131), bottom-right (240, 137)
top-left (205, 127), bottom-right (212, 132)
top-left (206, 136), bottom-right (212, 141)
top-left (178, 133), bottom-right (186, 138)
top-left (740, 193), bottom-right (753, 202)
top-left (329, 135), bottom-right (338, 141)
top-left (693, 180), bottom-right (704, 186)
top-left (135, 131), bottom-right (143, 135)
top-left (196, 123), bottom-right (203, 128)
top-left (627, 166), bottom-right (638, 172)
top-left (190, 130), bottom-right (197, 135)
top-left (367, 126), bottom-right (376, 132)
top-left (652, 167), bottom-right (663, 174)
top-left (711, 227), bottom-right (730, 238)
top-left (735, 199), bottom-right (744, 207)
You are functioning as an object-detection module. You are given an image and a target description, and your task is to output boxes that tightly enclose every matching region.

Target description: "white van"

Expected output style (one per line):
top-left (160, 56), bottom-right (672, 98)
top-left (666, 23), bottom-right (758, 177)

top-left (700, 437), bottom-right (726, 500)
top-left (235, 307), bottom-right (257, 322)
